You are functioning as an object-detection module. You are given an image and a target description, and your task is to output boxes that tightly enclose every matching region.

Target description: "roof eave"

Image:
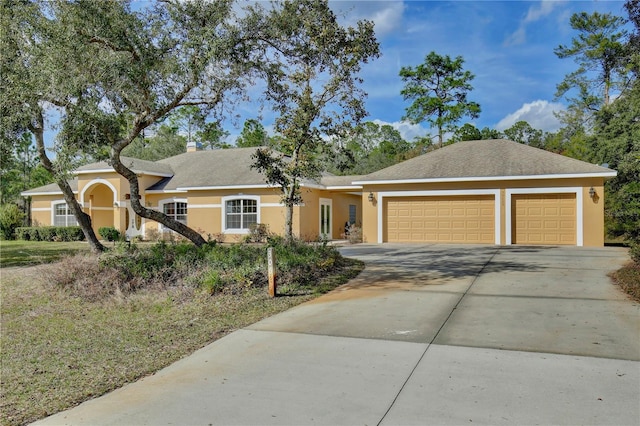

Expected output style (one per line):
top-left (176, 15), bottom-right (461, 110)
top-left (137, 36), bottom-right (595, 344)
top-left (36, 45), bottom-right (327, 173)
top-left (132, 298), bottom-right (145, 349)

top-left (21, 190), bottom-right (78, 196)
top-left (75, 169), bottom-right (173, 178)
top-left (353, 172), bottom-right (618, 185)
top-left (176, 184), bottom-right (277, 191)
top-left (144, 189), bottom-right (188, 194)
top-left (325, 185), bottom-right (363, 190)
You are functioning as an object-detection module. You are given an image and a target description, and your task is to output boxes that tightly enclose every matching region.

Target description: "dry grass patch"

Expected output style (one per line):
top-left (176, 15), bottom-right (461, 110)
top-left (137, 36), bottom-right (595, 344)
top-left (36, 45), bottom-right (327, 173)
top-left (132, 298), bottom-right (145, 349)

top-left (0, 245), bottom-right (363, 426)
top-left (612, 262), bottom-right (640, 302)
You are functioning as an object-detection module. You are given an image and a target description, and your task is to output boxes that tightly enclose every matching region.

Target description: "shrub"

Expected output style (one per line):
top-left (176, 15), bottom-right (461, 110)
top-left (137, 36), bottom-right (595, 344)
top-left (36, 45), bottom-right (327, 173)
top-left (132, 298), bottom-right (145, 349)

top-left (36, 227), bottom-right (54, 241)
top-left (15, 226), bottom-right (85, 241)
top-left (59, 226), bottom-right (85, 242)
top-left (344, 225), bottom-right (363, 244)
top-left (47, 238), bottom-right (353, 300)
top-left (244, 223), bottom-right (271, 243)
top-left (99, 226), bottom-right (121, 242)
top-left (0, 204), bottom-right (25, 240)
top-left (15, 227), bottom-right (32, 241)
top-left (145, 227), bottom-right (161, 242)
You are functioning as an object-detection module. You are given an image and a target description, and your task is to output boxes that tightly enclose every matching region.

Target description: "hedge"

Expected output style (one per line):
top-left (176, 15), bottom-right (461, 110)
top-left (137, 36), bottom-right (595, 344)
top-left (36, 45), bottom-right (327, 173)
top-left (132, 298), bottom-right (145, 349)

top-left (98, 226), bottom-right (121, 242)
top-left (16, 226), bottom-right (85, 242)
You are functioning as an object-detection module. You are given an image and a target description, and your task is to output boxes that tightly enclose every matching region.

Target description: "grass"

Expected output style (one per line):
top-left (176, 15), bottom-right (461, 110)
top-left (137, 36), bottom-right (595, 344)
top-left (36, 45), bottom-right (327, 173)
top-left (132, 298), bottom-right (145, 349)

top-left (0, 246), bottom-right (364, 426)
top-left (612, 262), bottom-right (640, 302)
top-left (0, 240), bottom-right (89, 267)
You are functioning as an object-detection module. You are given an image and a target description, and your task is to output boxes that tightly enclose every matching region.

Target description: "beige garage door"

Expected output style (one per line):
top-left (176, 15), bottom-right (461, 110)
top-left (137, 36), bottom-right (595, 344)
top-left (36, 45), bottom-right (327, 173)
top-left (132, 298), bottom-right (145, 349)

top-left (512, 193), bottom-right (576, 245)
top-left (385, 195), bottom-right (495, 243)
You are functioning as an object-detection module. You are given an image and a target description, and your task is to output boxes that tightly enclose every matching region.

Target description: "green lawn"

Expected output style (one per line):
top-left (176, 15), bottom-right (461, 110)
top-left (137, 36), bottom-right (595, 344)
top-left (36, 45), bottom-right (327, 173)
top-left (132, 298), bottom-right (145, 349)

top-left (0, 240), bottom-right (90, 267)
top-left (0, 243), bottom-right (364, 426)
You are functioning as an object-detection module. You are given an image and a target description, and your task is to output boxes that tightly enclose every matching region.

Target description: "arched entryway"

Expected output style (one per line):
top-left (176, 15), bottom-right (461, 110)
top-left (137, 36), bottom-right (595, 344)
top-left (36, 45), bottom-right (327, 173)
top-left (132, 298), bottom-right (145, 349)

top-left (81, 180), bottom-right (118, 237)
top-left (81, 179), bottom-right (144, 239)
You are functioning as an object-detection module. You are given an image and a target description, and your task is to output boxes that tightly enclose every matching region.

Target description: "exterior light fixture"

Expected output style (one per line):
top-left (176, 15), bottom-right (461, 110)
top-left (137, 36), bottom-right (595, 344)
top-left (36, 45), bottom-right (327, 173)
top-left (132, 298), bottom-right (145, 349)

top-left (368, 192), bottom-right (374, 202)
top-left (589, 187), bottom-right (596, 198)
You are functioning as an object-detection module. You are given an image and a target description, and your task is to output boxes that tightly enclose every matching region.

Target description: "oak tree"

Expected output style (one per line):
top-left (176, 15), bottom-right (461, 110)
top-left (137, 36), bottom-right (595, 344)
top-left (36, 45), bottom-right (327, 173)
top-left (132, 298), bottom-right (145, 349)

top-left (4, 0), bottom-right (263, 247)
top-left (251, 0), bottom-right (379, 240)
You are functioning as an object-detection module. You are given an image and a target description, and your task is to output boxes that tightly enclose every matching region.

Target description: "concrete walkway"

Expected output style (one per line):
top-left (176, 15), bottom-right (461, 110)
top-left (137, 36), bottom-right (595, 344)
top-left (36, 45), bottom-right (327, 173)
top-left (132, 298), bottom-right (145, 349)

top-left (33, 244), bottom-right (640, 425)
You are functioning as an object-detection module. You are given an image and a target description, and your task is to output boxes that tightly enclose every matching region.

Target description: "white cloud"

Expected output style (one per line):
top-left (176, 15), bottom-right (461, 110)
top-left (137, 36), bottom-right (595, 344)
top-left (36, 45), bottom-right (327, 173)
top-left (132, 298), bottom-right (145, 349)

top-left (330, 1), bottom-right (405, 37)
top-left (524, 0), bottom-right (559, 23)
top-left (504, 0), bottom-right (563, 46)
top-left (495, 100), bottom-right (565, 132)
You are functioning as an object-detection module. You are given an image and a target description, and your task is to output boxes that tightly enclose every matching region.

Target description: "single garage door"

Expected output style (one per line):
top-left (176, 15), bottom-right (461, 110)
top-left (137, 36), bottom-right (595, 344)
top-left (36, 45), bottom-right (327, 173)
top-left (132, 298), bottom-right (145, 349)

top-left (512, 193), bottom-right (576, 245)
top-left (385, 195), bottom-right (495, 243)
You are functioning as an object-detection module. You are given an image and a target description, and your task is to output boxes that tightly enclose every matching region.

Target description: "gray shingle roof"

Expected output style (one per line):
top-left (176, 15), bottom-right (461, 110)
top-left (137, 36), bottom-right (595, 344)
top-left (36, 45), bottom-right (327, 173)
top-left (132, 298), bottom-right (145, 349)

top-left (149, 148), bottom-right (273, 190)
top-left (355, 139), bottom-right (615, 183)
top-left (25, 140), bottom-right (609, 196)
top-left (22, 178), bottom-right (78, 195)
top-left (76, 157), bottom-right (173, 176)
top-left (320, 175), bottom-right (365, 187)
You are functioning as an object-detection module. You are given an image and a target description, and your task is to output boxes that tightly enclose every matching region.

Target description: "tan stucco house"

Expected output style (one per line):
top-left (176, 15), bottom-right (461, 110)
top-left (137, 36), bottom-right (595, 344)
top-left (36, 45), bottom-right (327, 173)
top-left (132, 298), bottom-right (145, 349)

top-left (23, 139), bottom-right (616, 246)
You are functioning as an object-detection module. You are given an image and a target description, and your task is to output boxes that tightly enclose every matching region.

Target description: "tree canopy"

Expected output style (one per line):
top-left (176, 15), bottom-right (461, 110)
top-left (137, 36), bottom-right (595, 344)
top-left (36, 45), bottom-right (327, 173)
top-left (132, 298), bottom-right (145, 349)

top-left (324, 121), bottom-right (412, 175)
top-left (2, 0), bottom-right (265, 248)
top-left (236, 119), bottom-right (269, 148)
top-left (555, 11), bottom-right (629, 111)
top-left (399, 52), bottom-right (481, 148)
top-left (251, 0), bottom-right (379, 240)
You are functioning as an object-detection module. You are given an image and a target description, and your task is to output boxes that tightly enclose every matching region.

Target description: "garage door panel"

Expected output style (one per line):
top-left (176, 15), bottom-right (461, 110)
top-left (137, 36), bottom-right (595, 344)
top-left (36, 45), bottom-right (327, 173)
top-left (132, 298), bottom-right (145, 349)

top-left (512, 193), bottom-right (576, 245)
top-left (386, 195), bottom-right (495, 244)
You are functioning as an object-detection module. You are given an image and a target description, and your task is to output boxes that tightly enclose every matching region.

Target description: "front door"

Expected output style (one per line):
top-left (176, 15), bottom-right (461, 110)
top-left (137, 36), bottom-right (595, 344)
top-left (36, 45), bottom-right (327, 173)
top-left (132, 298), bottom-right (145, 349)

top-left (319, 198), bottom-right (332, 239)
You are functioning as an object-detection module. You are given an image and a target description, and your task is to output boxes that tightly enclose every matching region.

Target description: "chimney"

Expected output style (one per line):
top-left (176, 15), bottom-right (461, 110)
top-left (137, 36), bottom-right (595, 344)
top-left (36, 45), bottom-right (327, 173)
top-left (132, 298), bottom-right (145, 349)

top-left (186, 141), bottom-right (200, 152)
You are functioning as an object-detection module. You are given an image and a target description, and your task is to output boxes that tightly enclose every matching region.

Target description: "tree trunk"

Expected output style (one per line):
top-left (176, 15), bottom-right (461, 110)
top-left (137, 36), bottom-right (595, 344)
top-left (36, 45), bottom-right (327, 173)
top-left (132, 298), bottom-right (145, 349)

top-left (284, 186), bottom-right (295, 242)
top-left (30, 116), bottom-right (105, 253)
top-left (109, 152), bottom-right (207, 247)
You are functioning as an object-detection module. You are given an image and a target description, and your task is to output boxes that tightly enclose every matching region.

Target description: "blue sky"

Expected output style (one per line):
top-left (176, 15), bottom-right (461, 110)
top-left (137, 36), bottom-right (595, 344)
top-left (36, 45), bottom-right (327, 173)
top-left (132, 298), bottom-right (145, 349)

top-left (41, 1), bottom-right (631, 148)
top-left (317, 0), bottom-right (631, 142)
top-left (314, 0), bottom-right (630, 142)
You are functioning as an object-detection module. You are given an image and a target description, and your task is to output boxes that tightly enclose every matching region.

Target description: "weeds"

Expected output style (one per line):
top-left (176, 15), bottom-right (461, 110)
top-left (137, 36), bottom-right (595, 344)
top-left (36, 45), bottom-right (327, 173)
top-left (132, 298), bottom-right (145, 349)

top-left (1, 240), bottom-right (363, 426)
top-left (43, 239), bottom-right (353, 301)
top-left (612, 262), bottom-right (640, 302)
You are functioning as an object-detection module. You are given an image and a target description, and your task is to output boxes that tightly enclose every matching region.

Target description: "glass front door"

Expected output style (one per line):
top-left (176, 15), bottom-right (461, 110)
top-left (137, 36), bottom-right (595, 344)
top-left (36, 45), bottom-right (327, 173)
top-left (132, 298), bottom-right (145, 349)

top-left (319, 199), bottom-right (332, 239)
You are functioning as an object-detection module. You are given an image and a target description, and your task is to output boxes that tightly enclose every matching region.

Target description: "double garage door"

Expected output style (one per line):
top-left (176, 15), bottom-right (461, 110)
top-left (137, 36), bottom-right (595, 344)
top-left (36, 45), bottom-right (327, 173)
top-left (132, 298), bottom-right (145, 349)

top-left (384, 193), bottom-right (577, 245)
top-left (386, 195), bottom-right (495, 244)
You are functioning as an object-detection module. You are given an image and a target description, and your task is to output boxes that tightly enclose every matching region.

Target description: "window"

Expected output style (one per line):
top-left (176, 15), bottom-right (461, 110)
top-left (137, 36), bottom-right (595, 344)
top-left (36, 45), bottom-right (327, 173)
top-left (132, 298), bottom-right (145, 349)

top-left (349, 204), bottom-right (357, 225)
top-left (53, 203), bottom-right (78, 227)
top-left (163, 201), bottom-right (187, 224)
top-left (225, 199), bottom-right (257, 230)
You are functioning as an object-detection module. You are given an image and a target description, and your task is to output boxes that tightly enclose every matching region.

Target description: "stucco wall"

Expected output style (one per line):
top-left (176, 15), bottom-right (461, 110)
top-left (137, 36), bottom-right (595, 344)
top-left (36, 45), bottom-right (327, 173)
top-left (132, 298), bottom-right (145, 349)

top-left (360, 177), bottom-right (608, 247)
top-left (30, 194), bottom-right (64, 226)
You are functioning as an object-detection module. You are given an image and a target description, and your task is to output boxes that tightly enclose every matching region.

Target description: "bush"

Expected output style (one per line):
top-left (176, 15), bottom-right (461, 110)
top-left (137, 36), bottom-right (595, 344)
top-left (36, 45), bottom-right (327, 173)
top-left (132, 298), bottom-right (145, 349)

top-left (47, 238), bottom-right (352, 300)
top-left (15, 227), bottom-right (32, 241)
top-left (37, 227), bottom-right (55, 241)
top-left (343, 225), bottom-right (363, 244)
top-left (58, 226), bottom-right (85, 242)
top-left (15, 226), bottom-right (85, 242)
top-left (0, 204), bottom-right (25, 240)
top-left (99, 227), bottom-right (121, 242)
top-left (244, 223), bottom-right (272, 243)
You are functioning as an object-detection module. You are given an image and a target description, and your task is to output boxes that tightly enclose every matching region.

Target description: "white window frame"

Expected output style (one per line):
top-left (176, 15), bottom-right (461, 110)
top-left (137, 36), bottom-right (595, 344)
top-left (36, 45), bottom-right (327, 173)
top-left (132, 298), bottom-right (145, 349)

top-left (51, 200), bottom-right (79, 227)
top-left (221, 195), bottom-right (260, 234)
top-left (158, 198), bottom-right (188, 231)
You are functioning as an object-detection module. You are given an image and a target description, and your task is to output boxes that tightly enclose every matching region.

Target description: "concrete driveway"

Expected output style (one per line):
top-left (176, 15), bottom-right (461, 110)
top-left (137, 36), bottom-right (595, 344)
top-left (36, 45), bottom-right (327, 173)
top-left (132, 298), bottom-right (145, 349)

top-left (33, 244), bottom-right (640, 426)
